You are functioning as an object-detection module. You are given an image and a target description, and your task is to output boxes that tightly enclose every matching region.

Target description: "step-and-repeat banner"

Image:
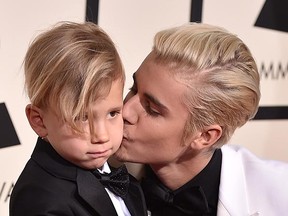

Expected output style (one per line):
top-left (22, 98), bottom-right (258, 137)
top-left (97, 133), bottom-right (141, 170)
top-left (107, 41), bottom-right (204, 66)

top-left (1, 0), bottom-right (287, 215)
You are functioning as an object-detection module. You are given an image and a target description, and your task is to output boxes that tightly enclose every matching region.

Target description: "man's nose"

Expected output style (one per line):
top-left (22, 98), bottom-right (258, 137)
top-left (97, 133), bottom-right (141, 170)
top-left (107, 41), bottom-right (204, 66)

top-left (123, 94), bottom-right (141, 125)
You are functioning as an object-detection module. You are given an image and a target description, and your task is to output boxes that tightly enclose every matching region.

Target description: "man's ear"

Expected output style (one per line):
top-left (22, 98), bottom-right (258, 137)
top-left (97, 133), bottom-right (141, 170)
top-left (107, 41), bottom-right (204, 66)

top-left (25, 104), bottom-right (48, 138)
top-left (190, 125), bottom-right (222, 150)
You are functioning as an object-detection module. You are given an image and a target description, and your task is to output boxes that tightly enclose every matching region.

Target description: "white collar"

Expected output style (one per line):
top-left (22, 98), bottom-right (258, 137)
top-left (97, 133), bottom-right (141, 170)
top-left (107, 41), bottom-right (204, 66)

top-left (97, 162), bottom-right (111, 174)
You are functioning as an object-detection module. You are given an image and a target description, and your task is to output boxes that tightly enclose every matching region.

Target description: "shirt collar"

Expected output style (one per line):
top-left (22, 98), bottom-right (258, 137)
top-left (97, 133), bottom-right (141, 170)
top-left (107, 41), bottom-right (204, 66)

top-left (97, 161), bottom-right (111, 174)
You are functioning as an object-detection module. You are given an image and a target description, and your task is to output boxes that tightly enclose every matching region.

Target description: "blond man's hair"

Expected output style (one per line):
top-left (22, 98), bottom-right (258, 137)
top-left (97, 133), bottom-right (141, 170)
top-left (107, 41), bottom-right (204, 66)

top-left (152, 23), bottom-right (260, 147)
top-left (24, 21), bottom-right (125, 133)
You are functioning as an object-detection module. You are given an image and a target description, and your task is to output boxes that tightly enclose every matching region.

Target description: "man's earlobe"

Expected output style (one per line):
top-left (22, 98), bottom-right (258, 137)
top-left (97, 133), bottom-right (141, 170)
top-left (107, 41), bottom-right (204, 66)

top-left (191, 125), bottom-right (222, 150)
top-left (25, 104), bottom-right (47, 137)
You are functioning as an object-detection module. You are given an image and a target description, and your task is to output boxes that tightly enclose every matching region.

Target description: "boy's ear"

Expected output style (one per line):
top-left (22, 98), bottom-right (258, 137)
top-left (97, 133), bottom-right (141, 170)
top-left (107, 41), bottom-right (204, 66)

top-left (25, 104), bottom-right (48, 138)
top-left (190, 125), bottom-right (222, 150)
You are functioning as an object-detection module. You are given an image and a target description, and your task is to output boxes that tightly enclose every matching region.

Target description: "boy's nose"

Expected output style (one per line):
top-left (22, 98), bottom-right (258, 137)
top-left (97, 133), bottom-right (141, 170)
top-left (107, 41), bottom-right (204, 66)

top-left (91, 123), bottom-right (109, 144)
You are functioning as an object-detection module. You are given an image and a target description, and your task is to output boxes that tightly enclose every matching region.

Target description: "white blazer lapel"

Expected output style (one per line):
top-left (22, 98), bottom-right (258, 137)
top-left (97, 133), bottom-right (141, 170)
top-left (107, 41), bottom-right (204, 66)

top-left (218, 200), bottom-right (260, 216)
top-left (217, 145), bottom-right (250, 216)
top-left (217, 200), bottom-right (230, 216)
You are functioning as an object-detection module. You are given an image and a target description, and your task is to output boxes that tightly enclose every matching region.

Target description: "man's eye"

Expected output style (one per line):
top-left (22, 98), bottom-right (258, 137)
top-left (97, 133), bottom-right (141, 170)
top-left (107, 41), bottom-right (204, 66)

top-left (145, 104), bottom-right (160, 117)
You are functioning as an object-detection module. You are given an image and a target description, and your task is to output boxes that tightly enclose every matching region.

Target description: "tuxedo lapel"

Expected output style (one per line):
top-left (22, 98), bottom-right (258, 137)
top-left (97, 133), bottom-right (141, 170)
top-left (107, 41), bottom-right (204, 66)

top-left (77, 169), bottom-right (118, 216)
top-left (124, 176), bottom-right (147, 216)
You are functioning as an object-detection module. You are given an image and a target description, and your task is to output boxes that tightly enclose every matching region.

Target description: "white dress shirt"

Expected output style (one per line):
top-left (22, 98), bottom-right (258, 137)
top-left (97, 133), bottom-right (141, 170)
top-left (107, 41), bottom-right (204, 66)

top-left (97, 162), bottom-right (131, 216)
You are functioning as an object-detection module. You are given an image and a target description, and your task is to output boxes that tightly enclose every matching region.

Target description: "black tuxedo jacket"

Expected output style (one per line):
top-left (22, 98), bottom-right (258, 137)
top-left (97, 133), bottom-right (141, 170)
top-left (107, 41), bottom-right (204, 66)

top-left (10, 138), bottom-right (147, 216)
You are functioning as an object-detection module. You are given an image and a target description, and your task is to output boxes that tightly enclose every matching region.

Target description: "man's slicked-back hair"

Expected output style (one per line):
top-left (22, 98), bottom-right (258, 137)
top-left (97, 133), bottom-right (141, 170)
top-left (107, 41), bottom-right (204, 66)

top-left (152, 23), bottom-right (260, 147)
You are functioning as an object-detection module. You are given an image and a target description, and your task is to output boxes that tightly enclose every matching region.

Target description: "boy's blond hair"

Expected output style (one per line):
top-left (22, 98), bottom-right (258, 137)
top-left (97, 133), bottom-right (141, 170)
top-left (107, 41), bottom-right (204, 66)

top-left (24, 21), bottom-right (125, 133)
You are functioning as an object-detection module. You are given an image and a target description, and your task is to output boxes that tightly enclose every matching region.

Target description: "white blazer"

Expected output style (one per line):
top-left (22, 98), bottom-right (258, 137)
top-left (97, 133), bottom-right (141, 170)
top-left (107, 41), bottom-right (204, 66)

top-left (218, 145), bottom-right (288, 216)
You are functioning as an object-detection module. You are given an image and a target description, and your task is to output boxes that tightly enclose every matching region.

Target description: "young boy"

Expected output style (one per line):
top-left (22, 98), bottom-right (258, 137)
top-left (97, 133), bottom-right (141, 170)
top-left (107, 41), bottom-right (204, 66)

top-left (10, 22), bottom-right (147, 216)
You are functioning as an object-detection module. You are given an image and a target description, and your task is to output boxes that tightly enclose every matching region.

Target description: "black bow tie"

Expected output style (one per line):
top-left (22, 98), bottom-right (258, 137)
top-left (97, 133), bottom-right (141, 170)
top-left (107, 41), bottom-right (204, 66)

top-left (92, 165), bottom-right (130, 199)
top-left (142, 177), bottom-right (211, 216)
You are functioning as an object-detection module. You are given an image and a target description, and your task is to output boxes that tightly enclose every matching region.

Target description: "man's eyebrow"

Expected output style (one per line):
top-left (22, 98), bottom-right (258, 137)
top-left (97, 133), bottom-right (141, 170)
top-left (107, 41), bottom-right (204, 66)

top-left (143, 92), bottom-right (168, 111)
top-left (134, 71), bottom-right (168, 111)
top-left (132, 73), bottom-right (137, 87)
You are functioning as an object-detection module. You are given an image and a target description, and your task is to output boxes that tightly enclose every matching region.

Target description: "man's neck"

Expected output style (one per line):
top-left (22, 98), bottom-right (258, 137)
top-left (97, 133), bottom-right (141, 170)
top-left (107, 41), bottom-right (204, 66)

top-left (150, 151), bottom-right (214, 190)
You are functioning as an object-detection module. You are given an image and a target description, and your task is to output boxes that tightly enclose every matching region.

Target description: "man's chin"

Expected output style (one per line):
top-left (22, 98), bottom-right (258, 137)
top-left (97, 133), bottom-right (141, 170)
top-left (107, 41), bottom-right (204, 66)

top-left (115, 150), bottom-right (140, 164)
top-left (114, 149), bottom-right (127, 162)
top-left (108, 154), bottom-right (123, 167)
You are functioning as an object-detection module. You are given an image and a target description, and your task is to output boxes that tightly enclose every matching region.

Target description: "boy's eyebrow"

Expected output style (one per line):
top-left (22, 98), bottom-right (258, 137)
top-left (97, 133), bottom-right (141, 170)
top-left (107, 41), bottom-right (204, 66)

top-left (108, 105), bottom-right (123, 112)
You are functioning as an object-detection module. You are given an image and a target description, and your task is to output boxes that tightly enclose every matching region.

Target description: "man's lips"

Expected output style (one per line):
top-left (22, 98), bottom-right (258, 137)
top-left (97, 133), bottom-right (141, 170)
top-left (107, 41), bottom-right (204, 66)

top-left (123, 131), bottom-right (132, 140)
top-left (122, 135), bottom-right (132, 142)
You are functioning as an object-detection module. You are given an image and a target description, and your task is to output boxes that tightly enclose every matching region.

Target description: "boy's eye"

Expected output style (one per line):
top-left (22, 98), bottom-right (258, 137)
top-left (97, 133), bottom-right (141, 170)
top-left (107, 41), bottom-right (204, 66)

top-left (108, 110), bottom-right (121, 119)
top-left (75, 114), bottom-right (88, 122)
